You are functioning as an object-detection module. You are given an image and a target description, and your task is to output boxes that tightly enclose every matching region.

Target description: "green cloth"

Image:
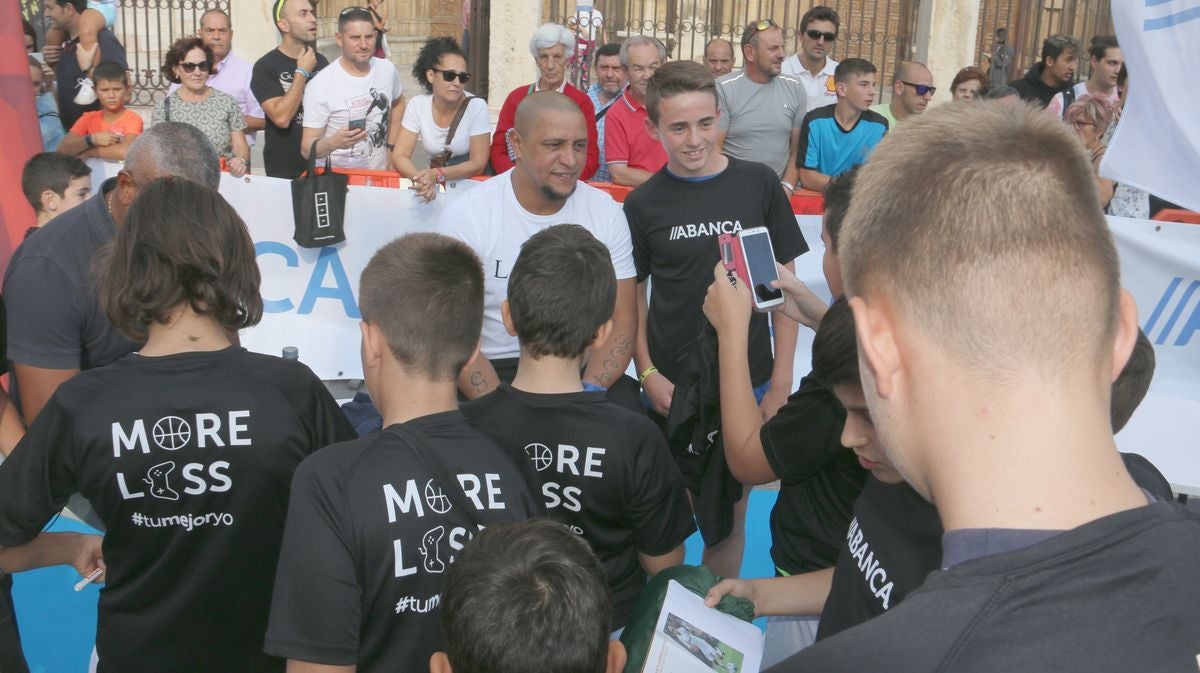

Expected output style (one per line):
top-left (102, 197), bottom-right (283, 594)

top-left (869, 102), bottom-right (899, 128)
top-left (620, 566), bottom-right (756, 673)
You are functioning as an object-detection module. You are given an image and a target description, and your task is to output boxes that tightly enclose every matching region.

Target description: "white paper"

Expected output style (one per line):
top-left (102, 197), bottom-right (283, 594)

top-left (642, 580), bottom-right (763, 673)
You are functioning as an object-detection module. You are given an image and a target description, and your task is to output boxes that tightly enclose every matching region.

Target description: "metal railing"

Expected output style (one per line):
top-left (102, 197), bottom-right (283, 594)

top-left (118, 0), bottom-right (231, 107)
top-left (974, 0), bottom-right (1114, 85)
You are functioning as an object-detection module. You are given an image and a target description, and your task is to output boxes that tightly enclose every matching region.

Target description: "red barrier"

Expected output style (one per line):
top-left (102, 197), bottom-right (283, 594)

top-left (1152, 209), bottom-right (1200, 225)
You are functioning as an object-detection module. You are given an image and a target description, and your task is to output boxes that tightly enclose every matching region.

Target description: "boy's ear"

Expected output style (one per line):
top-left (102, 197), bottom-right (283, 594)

top-left (1110, 289), bottom-right (1139, 383)
top-left (644, 116), bottom-right (661, 143)
top-left (848, 295), bottom-right (901, 400)
top-left (500, 299), bottom-right (517, 337)
top-left (605, 641), bottom-right (628, 673)
top-left (360, 320), bottom-right (384, 370)
top-left (590, 318), bottom-right (614, 352)
top-left (464, 338), bottom-right (482, 371)
top-left (429, 651), bottom-right (453, 673)
top-left (39, 189), bottom-right (59, 215)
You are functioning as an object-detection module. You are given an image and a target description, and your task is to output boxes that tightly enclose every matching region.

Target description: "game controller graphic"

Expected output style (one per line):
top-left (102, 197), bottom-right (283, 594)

top-left (418, 525), bottom-right (446, 574)
top-left (144, 461), bottom-right (180, 501)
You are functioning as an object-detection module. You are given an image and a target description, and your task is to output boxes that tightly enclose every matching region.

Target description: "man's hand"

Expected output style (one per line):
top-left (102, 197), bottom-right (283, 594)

top-left (643, 371), bottom-right (674, 417)
top-left (704, 577), bottom-right (761, 616)
top-left (297, 46), bottom-right (318, 75)
top-left (773, 263), bottom-right (827, 329)
top-left (71, 534), bottom-right (105, 584)
top-left (702, 261), bottom-right (753, 335)
top-left (91, 131), bottom-right (120, 147)
top-left (43, 44), bottom-right (63, 66)
top-left (327, 126), bottom-right (367, 152)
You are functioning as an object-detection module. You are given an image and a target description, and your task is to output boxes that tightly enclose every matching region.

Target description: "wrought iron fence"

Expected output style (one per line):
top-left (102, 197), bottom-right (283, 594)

top-left (544, 0), bottom-right (920, 100)
top-left (118, 0), bottom-right (231, 107)
top-left (974, 0), bottom-right (1114, 85)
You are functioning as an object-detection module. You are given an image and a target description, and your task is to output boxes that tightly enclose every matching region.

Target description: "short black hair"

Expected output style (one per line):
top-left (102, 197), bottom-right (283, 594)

top-left (100, 177), bottom-right (262, 340)
top-left (337, 5), bottom-right (374, 32)
top-left (810, 296), bottom-right (857, 388)
top-left (412, 36), bottom-right (467, 94)
top-left (21, 152), bottom-right (91, 214)
top-left (1111, 328), bottom-right (1154, 433)
top-left (1040, 34), bottom-right (1080, 65)
top-left (52, 0), bottom-right (88, 13)
top-left (834, 57), bottom-right (876, 84)
top-left (358, 233), bottom-right (484, 381)
top-left (441, 519), bottom-right (612, 673)
top-left (22, 18), bottom-right (37, 51)
top-left (508, 224), bottom-right (616, 359)
top-left (822, 166), bottom-right (858, 251)
top-left (1089, 34), bottom-right (1119, 62)
top-left (594, 42), bottom-right (620, 65)
top-left (92, 60), bottom-right (128, 86)
top-left (800, 5), bottom-right (840, 33)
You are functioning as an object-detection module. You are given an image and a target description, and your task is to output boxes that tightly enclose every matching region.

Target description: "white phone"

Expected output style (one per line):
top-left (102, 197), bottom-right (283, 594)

top-left (737, 227), bottom-right (784, 311)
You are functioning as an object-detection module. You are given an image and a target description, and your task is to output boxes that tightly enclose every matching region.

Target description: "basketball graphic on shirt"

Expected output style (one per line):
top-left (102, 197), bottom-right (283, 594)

top-left (423, 479), bottom-right (453, 514)
top-left (524, 443), bottom-right (554, 472)
top-left (152, 416), bottom-right (192, 451)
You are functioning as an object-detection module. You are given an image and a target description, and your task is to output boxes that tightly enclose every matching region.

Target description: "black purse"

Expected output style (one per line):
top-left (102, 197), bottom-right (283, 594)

top-left (291, 139), bottom-right (348, 248)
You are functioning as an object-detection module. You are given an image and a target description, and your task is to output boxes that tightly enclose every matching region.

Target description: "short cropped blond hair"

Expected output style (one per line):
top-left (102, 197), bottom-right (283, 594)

top-left (839, 101), bottom-right (1120, 375)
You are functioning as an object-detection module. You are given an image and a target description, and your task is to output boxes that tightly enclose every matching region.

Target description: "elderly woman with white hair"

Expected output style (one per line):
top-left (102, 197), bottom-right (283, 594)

top-left (488, 22), bottom-right (600, 178)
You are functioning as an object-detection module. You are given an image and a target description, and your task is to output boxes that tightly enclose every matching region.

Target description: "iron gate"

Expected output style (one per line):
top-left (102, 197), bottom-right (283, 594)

top-left (118, 0), bottom-right (232, 106)
top-left (974, 0), bottom-right (1114, 84)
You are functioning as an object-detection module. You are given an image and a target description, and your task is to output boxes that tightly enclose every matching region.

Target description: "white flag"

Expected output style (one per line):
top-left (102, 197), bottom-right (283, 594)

top-left (1103, 1), bottom-right (1200, 212)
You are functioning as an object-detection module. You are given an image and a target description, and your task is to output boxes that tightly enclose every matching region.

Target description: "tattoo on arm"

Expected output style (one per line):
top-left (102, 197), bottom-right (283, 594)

top-left (596, 334), bottom-right (633, 386)
top-left (470, 371), bottom-right (486, 393)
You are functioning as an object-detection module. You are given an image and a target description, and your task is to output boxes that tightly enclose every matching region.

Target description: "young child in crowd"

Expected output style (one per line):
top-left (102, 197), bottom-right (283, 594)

top-left (433, 519), bottom-right (627, 673)
top-left (45, 0), bottom-right (119, 104)
top-left (266, 233), bottom-right (541, 673)
top-left (20, 152), bottom-right (92, 235)
top-left (57, 61), bottom-right (142, 160)
top-left (0, 177), bottom-right (355, 673)
top-left (462, 224), bottom-right (695, 631)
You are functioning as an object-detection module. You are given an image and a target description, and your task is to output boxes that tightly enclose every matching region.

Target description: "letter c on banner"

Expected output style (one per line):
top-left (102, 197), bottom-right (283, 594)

top-left (255, 241), bottom-right (299, 313)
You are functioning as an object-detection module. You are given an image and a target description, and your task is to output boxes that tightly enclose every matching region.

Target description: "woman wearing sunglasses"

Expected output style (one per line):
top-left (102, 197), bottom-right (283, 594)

top-left (151, 37), bottom-right (250, 177)
top-left (392, 36), bottom-right (490, 202)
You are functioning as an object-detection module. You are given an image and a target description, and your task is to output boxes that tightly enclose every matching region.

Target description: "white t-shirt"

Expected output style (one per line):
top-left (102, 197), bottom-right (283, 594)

top-left (439, 170), bottom-right (637, 361)
top-left (782, 54), bottom-right (838, 113)
top-left (302, 57), bottom-right (403, 170)
top-left (400, 94), bottom-right (491, 159)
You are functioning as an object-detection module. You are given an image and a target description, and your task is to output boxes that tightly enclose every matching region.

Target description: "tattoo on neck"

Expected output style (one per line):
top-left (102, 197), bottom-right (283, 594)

top-left (187, 335), bottom-right (201, 343)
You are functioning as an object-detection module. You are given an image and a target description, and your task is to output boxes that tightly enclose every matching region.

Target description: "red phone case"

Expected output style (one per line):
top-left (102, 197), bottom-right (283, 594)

top-left (718, 233), bottom-right (749, 287)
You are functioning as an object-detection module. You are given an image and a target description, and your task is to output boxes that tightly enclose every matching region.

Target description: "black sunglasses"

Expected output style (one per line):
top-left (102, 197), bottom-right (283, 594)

top-left (179, 60), bottom-right (211, 73)
top-left (900, 80), bottom-right (936, 96)
top-left (805, 29), bottom-right (837, 42)
top-left (744, 19), bottom-right (779, 43)
top-left (433, 67), bottom-right (471, 84)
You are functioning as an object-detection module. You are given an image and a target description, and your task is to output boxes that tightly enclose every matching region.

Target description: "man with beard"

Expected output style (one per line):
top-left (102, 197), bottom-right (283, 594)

top-left (869, 61), bottom-right (934, 127)
top-left (252, 0), bottom-right (329, 178)
top-left (781, 6), bottom-right (840, 113)
top-left (440, 92), bottom-right (637, 402)
top-left (588, 42), bottom-right (625, 183)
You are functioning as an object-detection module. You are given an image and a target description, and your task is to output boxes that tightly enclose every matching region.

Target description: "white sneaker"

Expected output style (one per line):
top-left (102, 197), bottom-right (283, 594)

top-left (74, 77), bottom-right (97, 105)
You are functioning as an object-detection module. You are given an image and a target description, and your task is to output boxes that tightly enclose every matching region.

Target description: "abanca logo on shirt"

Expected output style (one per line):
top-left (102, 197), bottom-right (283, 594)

top-left (845, 516), bottom-right (896, 609)
top-left (668, 220), bottom-right (743, 241)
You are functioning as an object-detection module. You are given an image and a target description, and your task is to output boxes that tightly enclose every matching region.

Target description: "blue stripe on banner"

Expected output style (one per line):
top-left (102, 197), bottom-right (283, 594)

top-left (1156, 280), bottom-right (1200, 345)
top-left (1144, 4), bottom-right (1200, 30)
top-left (1144, 276), bottom-right (1182, 337)
top-left (1145, 0), bottom-right (1175, 6)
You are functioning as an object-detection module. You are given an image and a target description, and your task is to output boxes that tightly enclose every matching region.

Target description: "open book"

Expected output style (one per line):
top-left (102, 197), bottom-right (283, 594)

top-left (641, 580), bottom-right (764, 673)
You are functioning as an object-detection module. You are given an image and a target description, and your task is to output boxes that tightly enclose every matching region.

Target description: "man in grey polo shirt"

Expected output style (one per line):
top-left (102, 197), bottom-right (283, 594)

top-left (716, 19), bottom-right (807, 195)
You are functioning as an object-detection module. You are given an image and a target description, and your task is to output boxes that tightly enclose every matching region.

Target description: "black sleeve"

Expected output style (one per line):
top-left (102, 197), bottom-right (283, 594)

top-left (0, 396), bottom-right (80, 546)
top-left (795, 111), bottom-right (815, 169)
top-left (625, 417), bottom-right (696, 555)
top-left (625, 197), bottom-right (652, 283)
top-left (251, 56), bottom-right (285, 106)
top-left (1122, 452), bottom-right (1174, 502)
top-left (274, 361), bottom-right (357, 451)
top-left (763, 166), bottom-right (809, 261)
top-left (98, 30), bottom-right (127, 69)
top-left (264, 458), bottom-right (362, 665)
top-left (761, 375), bottom-right (847, 483)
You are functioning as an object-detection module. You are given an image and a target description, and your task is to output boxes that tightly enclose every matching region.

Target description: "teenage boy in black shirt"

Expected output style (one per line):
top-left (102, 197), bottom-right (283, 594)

top-left (463, 225), bottom-right (695, 629)
top-left (252, 0), bottom-right (328, 178)
top-left (625, 60), bottom-right (808, 578)
top-left (0, 178), bottom-right (355, 673)
top-left (266, 233), bottom-right (542, 673)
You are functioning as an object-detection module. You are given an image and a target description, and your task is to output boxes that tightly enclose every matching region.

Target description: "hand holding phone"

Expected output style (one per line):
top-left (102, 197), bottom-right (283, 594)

top-left (731, 227), bottom-right (784, 311)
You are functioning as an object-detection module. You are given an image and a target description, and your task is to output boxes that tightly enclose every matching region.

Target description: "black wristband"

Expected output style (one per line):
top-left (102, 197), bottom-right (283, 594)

top-left (84, 134), bottom-right (94, 149)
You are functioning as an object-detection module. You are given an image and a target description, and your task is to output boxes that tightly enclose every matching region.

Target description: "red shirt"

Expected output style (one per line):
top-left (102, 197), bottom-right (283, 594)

top-left (603, 88), bottom-right (667, 177)
top-left (69, 108), bottom-right (144, 137)
top-left (489, 81), bottom-right (600, 180)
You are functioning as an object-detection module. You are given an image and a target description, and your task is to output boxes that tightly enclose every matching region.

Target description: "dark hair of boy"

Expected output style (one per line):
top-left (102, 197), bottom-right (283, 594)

top-left (99, 177), bottom-right (262, 340)
top-left (809, 296), bottom-right (856, 388)
top-left (594, 41), bottom-right (621, 65)
top-left (21, 152), bottom-right (91, 214)
top-left (358, 232), bottom-right (484, 380)
top-left (644, 60), bottom-right (716, 125)
top-left (22, 18), bottom-right (37, 51)
top-left (438, 519), bottom-right (616, 673)
top-left (58, 0), bottom-right (88, 13)
top-left (821, 166), bottom-right (858, 252)
top-left (834, 58), bottom-right (876, 84)
top-left (91, 60), bottom-right (128, 86)
top-left (1040, 34), bottom-right (1080, 65)
top-left (412, 36), bottom-right (467, 94)
top-left (1088, 34), bottom-right (1118, 62)
top-left (800, 5), bottom-right (840, 33)
top-left (507, 224), bottom-right (615, 359)
top-left (1111, 328), bottom-right (1154, 433)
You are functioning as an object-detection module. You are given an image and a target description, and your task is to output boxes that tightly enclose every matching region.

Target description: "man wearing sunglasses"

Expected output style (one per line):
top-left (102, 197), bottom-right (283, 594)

top-left (869, 61), bottom-right (935, 128)
top-left (301, 7), bottom-right (405, 171)
top-left (782, 6), bottom-right (840, 113)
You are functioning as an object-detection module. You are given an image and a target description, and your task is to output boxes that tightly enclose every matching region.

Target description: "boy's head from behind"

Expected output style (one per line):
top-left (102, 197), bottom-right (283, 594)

top-left (820, 166), bottom-right (857, 298)
top-left (504, 224), bottom-right (616, 361)
top-left (22, 152), bottom-right (92, 220)
top-left (359, 233), bottom-right (484, 381)
top-left (92, 61), bottom-right (130, 112)
top-left (1111, 328), bottom-right (1154, 433)
top-left (433, 519), bottom-right (625, 673)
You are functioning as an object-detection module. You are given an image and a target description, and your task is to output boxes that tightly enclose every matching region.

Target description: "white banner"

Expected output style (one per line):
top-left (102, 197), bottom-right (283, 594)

top-left (1103, 1), bottom-right (1200, 212)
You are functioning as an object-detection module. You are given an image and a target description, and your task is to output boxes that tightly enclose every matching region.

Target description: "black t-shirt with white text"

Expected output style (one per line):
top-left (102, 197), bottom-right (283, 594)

top-left (264, 411), bottom-right (542, 673)
top-left (462, 384), bottom-right (696, 625)
top-left (251, 48), bottom-right (330, 178)
top-left (760, 374), bottom-right (866, 574)
top-left (625, 157), bottom-right (808, 385)
top-left (0, 347), bottom-right (355, 673)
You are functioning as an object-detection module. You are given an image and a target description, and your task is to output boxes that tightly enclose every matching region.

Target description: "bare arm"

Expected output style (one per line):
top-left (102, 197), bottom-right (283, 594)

top-left (704, 568), bottom-right (835, 617)
top-left (57, 132), bottom-right (89, 156)
top-left (287, 662), bottom-right (355, 673)
top-left (387, 96), bottom-right (406, 148)
top-left (90, 134), bottom-right (138, 161)
top-left (301, 126), bottom-right (366, 161)
top-left (799, 168), bottom-right (831, 192)
top-left (782, 127), bottom-right (802, 188)
top-left (635, 282), bottom-right (673, 416)
top-left (13, 364), bottom-right (78, 425)
top-left (244, 115), bottom-right (266, 132)
top-left (639, 544), bottom-right (685, 576)
top-left (582, 278), bottom-right (636, 388)
top-left (0, 532), bottom-right (103, 577)
top-left (261, 48), bottom-right (317, 128)
top-left (231, 131), bottom-right (251, 162)
top-left (457, 357), bottom-right (501, 400)
top-left (390, 126), bottom-right (422, 177)
top-left (608, 163), bottom-right (656, 187)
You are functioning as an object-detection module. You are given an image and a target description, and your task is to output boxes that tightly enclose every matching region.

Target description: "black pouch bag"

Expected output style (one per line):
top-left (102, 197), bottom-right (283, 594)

top-left (291, 140), bottom-right (348, 248)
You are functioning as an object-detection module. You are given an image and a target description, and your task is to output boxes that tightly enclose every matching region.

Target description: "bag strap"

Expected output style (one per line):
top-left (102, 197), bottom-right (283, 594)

top-left (595, 100), bottom-right (613, 121)
top-left (307, 138), bottom-right (332, 176)
top-left (442, 96), bottom-right (471, 153)
top-left (164, 93), bottom-right (171, 122)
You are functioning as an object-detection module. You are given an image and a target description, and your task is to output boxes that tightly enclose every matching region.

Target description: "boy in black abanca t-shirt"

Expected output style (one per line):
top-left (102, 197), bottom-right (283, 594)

top-left (463, 225), bottom-right (696, 629)
top-left (0, 178), bottom-right (356, 673)
top-left (265, 233), bottom-right (541, 673)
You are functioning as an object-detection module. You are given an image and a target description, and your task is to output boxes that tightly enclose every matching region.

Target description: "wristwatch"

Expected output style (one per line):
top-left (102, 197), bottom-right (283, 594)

top-left (386, 143), bottom-right (395, 151)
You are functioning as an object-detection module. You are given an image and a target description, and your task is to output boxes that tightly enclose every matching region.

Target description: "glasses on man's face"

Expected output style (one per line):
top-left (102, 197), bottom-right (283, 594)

top-left (744, 19), bottom-right (778, 42)
top-left (900, 81), bottom-right (936, 96)
top-left (805, 29), bottom-right (837, 42)
top-left (433, 68), bottom-right (471, 84)
top-left (179, 60), bottom-right (212, 73)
